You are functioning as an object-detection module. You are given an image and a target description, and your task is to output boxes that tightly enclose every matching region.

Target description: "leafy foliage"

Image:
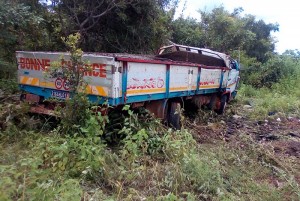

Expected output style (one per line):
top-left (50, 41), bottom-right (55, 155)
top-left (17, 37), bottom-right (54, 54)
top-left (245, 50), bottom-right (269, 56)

top-left (47, 33), bottom-right (110, 135)
top-left (0, 1), bottom-right (300, 200)
top-left (198, 6), bottom-right (279, 63)
top-left (0, 0), bottom-right (63, 79)
top-left (1, 113), bottom-right (299, 200)
top-left (242, 53), bottom-right (300, 88)
top-left (171, 17), bottom-right (204, 47)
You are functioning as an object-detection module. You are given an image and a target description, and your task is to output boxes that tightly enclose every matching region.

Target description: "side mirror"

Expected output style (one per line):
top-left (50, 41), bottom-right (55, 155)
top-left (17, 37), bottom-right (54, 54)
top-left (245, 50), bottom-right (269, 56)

top-left (232, 60), bottom-right (240, 71)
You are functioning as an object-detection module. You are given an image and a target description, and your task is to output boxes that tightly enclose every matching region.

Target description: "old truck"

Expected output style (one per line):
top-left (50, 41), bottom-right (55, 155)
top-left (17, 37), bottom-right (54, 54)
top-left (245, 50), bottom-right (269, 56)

top-left (16, 44), bottom-right (240, 129)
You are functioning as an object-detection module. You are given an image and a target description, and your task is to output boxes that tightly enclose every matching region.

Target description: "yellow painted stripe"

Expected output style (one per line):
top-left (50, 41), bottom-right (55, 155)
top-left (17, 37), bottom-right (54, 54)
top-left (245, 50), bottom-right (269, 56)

top-left (20, 76), bottom-right (39, 86)
top-left (20, 76), bottom-right (28, 84)
top-left (86, 85), bottom-right (107, 96)
top-left (199, 84), bottom-right (219, 89)
top-left (31, 78), bottom-right (39, 86)
top-left (127, 88), bottom-right (166, 95)
top-left (40, 82), bottom-right (55, 88)
top-left (169, 86), bottom-right (197, 92)
top-left (227, 82), bottom-right (237, 88)
top-left (170, 86), bottom-right (188, 91)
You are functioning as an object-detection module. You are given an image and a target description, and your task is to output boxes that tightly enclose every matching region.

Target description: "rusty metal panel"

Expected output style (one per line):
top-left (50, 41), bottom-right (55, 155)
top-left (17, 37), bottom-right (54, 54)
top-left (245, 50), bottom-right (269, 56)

top-left (145, 99), bottom-right (168, 119)
top-left (126, 62), bottom-right (166, 96)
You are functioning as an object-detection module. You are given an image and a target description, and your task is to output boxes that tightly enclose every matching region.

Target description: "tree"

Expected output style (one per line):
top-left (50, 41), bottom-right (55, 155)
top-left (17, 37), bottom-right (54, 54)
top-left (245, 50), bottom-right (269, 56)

top-left (50, 0), bottom-right (178, 53)
top-left (0, 0), bottom-right (43, 78)
top-left (171, 17), bottom-right (204, 47)
top-left (196, 6), bottom-right (279, 62)
top-left (50, 0), bottom-right (132, 36)
top-left (92, 0), bottom-right (178, 53)
top-left (199, 6), bottom-right (253, 53)
top-left (242, 15), bottom-right (279, 62)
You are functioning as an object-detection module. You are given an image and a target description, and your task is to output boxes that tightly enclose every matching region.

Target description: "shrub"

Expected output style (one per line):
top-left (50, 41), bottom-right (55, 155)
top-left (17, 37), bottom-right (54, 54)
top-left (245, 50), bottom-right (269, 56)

top-left (0, 78), bottom-right (19, 94)
top-left (241, 54), bottom-right (300, 88)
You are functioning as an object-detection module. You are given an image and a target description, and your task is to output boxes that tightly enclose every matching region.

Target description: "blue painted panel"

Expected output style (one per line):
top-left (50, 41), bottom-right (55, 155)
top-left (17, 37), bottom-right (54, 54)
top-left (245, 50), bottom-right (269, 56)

top-left (125, 93), bottom-right (166, 103)
top-left (20, 84), bottom-right (227, 108)
top-left (19, 85), bottom-right (116, 105)
top-left (196, 67), bottom-right (201, 94)
top-left (121, 61), bottom-right (128, 105)
top-left (88, 95), bottom-right (115, 105)
top-left (169, 91), bottom-right (189, 98)
top-left (20, 85), bottom-right (55, 99)
top-left (165, 64), bottom-right (170, 98)
top-left (197, 88), bottom-right (220, 94)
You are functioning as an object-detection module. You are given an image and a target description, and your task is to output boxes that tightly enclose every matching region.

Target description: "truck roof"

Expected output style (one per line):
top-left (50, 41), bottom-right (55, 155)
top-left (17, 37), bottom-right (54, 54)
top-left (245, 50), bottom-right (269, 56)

top-left (156, 44), bottom-right (231, 67)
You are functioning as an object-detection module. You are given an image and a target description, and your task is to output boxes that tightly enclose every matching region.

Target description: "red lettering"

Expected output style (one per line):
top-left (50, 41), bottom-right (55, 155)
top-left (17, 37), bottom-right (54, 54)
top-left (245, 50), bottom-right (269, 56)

top-left (200, 81), bottom-right (215, 86)
top-left (92, 63), bottom-right (99, 77)
top-left (19, 58), bottom-right (108, 77)
top-left (84, 65), bottom-right (93, 76)
top-left (83, 63), bottom-right (106, 78)
top-left (99, 64), bottom-right (106, 78)
top-left (20, 57), bottom-right (25, 69)
top-left (61, 59), bottom-right (71, 68)
top-left (37, 59), bottom-right (43, 70)
top-left (42, 59), bottom-right (50, 71)
top-left (29, 58), bottom-right (39, 71)
top-left (19, 57), bottom-right (51, 71)
top-left (25, 58), bottom-right (30, 69)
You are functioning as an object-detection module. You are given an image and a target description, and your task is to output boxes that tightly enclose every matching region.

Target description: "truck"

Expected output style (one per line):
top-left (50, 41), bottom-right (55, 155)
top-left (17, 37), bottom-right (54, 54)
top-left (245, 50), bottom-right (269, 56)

top-left (16, 44), bottom-right (240, 129)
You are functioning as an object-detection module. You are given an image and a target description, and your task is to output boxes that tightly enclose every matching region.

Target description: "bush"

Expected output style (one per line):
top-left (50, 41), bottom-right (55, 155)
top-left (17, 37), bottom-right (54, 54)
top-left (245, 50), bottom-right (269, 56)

top-left (0, 78), bottom-right (19, 94)
top-left (239, 68), bottom-right (300, 118)
top-left (241, 54), bottom-right (300, 88)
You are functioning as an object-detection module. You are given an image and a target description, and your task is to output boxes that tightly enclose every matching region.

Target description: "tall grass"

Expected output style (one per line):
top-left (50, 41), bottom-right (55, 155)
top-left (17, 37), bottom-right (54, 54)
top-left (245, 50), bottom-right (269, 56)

top-left (238, 71), bottom-right (300, 119)
top-left (1, 109), bottom-right (299, 200)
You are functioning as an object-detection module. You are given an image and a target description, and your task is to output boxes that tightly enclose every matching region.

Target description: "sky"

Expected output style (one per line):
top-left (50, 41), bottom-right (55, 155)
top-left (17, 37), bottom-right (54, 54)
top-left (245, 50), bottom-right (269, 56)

top-left (175, 0), bottom-right (300, 53)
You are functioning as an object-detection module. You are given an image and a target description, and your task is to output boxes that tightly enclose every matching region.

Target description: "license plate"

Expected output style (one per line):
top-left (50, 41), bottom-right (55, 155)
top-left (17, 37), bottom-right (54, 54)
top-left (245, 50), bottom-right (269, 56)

top-left (25, 94), bottom-right (40, 103)
top-left (51, 90), bottom-right (69, 99)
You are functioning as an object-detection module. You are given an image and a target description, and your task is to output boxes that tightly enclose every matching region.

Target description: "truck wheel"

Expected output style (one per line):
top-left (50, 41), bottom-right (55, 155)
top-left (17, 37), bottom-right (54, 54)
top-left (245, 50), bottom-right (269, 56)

top-left (168, 102), bottom-right (181, 130)
top-left (215, 95), bottom-right (227, 115)
top-left (208, 94), bottom-right (217, 110)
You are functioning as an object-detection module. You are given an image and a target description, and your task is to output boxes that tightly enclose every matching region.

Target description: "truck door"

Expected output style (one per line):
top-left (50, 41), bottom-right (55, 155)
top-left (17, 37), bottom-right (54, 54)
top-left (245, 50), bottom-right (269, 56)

top-left (227, 60), bottom-right (240, 93)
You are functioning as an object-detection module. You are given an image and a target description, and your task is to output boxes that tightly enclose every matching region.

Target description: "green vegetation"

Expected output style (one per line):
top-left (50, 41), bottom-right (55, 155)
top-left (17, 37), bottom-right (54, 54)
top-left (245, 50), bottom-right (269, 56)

top-left (1, 36), bottom-right (299, 199)
top-left (1, 1), bottom-right (300, 200)
top-left (239, 51), bottom-right (300, 118)
top-left (1, 106), bottom-right (299, 200)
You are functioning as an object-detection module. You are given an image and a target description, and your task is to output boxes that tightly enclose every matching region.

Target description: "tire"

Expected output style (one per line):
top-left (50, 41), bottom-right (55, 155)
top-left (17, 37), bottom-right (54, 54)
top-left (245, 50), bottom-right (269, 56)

top-left (168, 102), bottom-right (181, 130)
top-left (208, 94), bottom-right (217, 110)
top-left (215, 95), bottom-right (227, 115)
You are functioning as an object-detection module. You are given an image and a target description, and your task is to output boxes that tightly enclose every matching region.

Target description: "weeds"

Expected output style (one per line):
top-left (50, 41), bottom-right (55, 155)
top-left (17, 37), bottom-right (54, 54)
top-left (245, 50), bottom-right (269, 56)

top-left (1, 106), bottom-right (300, 200)
top-left (238, 79), bottom-right (300, 119)
top-left (1, 33), bottom-right (300, 200)
top-left (0, 78), bottom-right (19, 94)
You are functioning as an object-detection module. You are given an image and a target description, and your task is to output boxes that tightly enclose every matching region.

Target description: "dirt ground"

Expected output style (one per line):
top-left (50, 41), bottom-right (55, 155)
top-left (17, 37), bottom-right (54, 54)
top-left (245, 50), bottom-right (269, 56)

top-left (186, 107), bottom-right (300, 185)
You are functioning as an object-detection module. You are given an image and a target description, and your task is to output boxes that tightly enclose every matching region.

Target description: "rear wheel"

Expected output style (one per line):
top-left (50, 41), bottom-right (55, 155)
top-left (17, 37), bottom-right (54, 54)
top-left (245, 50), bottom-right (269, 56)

top-left (215, 95), bottom-right (227, 115)
top-left (168, 102), bottom-right (181, 130)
